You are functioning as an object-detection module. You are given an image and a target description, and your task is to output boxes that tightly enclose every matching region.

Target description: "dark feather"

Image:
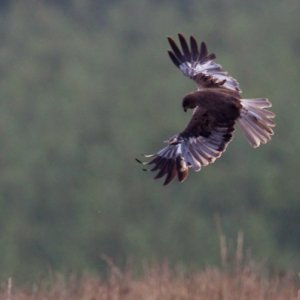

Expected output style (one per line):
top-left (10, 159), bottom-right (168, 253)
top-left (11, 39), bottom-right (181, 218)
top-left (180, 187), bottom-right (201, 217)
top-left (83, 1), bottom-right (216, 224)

top-left (207, 53), bottom-right (216, 60)
top-left (154, 159), bottom-right (169, 179)
top-left (178, 33), bottom-right (191, 61)
top-left (167, 37), bottom-right (184, 63)
top-left (200, 42), bottom-right (208, 62)
top-left (163, 160), bottom-right (177, 185)
top-left (150, 157), bottom-right (165, 172)
top-left (190, 36), bottom-right (199, 61)
top-left (168, 51), bottom-right (180, 68)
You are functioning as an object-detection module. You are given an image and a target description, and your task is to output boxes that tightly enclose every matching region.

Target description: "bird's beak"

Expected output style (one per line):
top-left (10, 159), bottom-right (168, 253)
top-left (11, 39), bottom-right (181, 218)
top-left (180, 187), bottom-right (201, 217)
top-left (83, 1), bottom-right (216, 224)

top-left (183, 107), bottom-right (187, 112)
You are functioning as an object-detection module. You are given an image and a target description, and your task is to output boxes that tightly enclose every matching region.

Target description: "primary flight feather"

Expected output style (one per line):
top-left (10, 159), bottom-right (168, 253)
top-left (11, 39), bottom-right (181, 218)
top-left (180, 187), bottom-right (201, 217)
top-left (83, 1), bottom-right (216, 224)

top-left (137, 34), bottom-right (275, 185)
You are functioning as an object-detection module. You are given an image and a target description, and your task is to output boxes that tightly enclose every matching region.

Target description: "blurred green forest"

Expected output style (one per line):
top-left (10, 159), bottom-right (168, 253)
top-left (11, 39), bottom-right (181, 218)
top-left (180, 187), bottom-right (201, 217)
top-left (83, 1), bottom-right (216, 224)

top-left (0, 0), bottom-right (299, 282)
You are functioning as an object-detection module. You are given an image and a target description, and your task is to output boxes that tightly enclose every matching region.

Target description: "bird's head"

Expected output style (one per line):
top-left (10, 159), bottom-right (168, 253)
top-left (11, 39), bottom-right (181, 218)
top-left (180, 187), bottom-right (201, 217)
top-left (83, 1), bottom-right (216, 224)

top-left (182, 94), bottom-right (197, 112)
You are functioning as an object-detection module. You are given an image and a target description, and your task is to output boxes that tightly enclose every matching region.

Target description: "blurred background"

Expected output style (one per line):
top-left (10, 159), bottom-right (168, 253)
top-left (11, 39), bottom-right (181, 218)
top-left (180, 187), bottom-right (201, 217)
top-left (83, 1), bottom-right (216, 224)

top-left (0, 0), bottom-right (299, 283)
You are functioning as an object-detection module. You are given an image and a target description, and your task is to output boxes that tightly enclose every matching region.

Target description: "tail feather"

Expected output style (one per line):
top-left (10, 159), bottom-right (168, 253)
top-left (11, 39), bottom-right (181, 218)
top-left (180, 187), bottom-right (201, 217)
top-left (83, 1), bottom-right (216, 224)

top-left (238, 98), bottom-right (275, 148)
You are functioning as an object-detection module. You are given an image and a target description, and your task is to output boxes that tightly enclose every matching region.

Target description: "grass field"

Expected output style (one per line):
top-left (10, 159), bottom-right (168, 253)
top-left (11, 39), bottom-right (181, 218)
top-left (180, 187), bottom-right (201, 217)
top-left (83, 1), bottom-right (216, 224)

top-left (1, 234), bottom-right (299, 300)
top-left (1, 262), bottom-right (299, 300)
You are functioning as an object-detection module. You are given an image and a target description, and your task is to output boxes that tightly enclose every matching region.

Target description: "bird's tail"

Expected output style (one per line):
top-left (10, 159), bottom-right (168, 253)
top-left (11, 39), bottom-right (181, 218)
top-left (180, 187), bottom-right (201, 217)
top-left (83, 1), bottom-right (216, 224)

top-left (238, 98), bottom-right (275, 148)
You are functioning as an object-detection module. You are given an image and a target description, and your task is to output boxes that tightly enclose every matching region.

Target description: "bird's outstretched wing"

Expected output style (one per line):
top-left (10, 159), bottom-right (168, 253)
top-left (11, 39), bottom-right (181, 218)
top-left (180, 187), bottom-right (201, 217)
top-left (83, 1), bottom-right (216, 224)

top-left (168, 34), bottom-right (241, 93)
top-left (137, 108), bottom-right (235, 185)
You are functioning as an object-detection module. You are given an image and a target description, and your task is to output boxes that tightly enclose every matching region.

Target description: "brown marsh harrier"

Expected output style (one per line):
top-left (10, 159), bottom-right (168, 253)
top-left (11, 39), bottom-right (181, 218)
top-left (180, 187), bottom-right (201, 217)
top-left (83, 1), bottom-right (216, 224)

top-left (137, 34), bottom-right (275, 185)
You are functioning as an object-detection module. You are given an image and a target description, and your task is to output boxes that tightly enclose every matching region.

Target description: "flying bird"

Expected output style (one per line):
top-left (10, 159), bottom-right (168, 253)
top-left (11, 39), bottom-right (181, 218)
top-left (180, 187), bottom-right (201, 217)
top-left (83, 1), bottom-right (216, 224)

top-left (137, 34), bottom-right (275, 185)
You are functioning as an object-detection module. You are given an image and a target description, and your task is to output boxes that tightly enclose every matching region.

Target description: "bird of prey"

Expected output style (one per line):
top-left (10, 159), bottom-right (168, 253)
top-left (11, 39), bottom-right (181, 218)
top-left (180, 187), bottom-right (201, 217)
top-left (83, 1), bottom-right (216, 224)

top-left (137, 33), bottom-right (275, 185)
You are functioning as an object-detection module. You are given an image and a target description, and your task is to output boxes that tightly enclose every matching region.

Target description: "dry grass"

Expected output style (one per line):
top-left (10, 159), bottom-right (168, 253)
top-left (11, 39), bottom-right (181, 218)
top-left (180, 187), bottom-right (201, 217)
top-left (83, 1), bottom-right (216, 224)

top-left (1, 232), bottom-right (299, 299)
top-left (0, 262), bottom-right (299, 300)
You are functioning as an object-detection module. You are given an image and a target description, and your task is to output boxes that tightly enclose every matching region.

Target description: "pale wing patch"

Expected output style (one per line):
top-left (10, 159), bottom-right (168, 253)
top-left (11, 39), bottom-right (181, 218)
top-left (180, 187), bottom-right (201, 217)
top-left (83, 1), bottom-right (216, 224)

top-left (168, 34), bottom-right (241, 93)
top-left (136, 126), bottom-right (234, 185)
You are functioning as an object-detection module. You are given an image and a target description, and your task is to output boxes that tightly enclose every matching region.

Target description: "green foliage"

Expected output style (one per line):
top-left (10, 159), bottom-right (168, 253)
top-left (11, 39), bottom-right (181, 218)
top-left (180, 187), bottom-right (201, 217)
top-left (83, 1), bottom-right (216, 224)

top-left (0, 0), bottom-right (299, 282)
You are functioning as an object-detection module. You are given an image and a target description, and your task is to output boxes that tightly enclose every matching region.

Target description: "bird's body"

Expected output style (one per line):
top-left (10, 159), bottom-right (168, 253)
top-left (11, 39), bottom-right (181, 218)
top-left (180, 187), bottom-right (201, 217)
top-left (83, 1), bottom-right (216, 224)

top-left (182, 89), bottom-right (241, 126)
top-left (137, 34), bottom-right (275, 185)
top-left (180, 89), bottom-right (241, 140)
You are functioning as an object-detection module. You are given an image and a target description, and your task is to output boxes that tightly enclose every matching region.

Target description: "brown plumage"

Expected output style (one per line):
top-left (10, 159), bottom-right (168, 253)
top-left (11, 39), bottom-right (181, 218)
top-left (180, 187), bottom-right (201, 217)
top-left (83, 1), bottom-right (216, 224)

top-left (137, 34), bottom-right (275, 185)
